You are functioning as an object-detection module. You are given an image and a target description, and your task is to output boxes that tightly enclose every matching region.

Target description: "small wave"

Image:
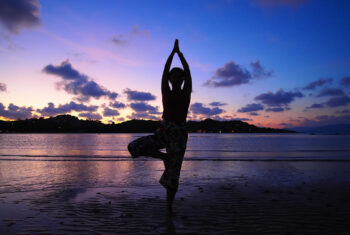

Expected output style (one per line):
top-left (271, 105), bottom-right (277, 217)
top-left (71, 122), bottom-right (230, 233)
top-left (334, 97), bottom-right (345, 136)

top-left (187, 149), bottom-right (350, 153)
top-left (0, 155), bottom-right (350, 161)
top-left (0, 154), bottom-right (130, 159)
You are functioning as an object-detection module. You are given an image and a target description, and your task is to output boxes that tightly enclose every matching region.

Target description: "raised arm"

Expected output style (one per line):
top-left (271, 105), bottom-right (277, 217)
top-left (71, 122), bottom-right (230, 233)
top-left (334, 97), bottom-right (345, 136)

top-left (161, 50), bottom-right (175, 95)
top-left (178, 51), bottom-right (192, 95)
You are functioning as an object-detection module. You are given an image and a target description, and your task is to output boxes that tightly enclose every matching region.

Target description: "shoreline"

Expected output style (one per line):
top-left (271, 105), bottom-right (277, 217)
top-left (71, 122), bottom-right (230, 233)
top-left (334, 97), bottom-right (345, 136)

top-left (1, 160), bottom-right (350, 234)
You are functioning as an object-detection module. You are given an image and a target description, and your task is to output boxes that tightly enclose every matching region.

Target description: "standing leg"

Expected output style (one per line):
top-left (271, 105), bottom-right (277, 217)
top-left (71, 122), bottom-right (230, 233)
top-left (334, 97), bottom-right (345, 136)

top-left (166, 188), bottom-right (177, 212)
top-left (160, 150), bottom-right (185, 211)
top-left (160, 123), bottom-right (188, 211)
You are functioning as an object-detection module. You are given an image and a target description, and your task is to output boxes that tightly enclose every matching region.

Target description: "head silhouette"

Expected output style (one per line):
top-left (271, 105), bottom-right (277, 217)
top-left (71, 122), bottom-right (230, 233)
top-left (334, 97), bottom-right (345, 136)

top-left (169, 67), bottom-right (185, 91)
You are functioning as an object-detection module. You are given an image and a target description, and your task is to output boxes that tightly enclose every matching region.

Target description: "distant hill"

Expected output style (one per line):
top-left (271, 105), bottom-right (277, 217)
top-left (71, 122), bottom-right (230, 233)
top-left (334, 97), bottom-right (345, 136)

top-left (0, 115), bottom-right (294, 133)
top-left (288, 124), bottom-right (350, 135)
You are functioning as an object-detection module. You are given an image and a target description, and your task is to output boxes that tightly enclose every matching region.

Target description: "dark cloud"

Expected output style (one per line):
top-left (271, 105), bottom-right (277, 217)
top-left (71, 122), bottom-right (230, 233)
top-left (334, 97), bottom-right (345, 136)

top-left (0, 102), bottom-right (33, 119)
top-left (0, 0), bottom-right (41, 33)
top-left (103, 107), bottom-right (119, 117)
top-left (297, 114), bottom-right (350, 127)
top-left (305, 103), bottom-right (324, 110)
top-left (317, 87), bottom-right (344, 97)
top-left (37, 101), bottom-right (98, 116)
top-left (42, 60), bottom-right (118, 102)
top-left (128, 101), bottom-right (160, 120)
top-left (191, 103), bottom-right (224, 116)
top-left (303, 78), bottom-right (333, 90)
top-left (254, 89), bottom-right (303, 107)
top-left (78, 112), bottom-right (102, 120)
top-left (109, 101), bottom-right (126, 109)
top-left (279, 122), bottom-right (290, 127)
top-left (336, 109), bottom-right (349, 114)
top-left (127, 112), bottom-right (159, 120)
top-left (250, 60), bottom-right (273, 78)
top-left (249, 112), bottom-right (259, 116)
top-left (203, 61), bottom-right (251, 87)
top-left (209, 101), bottom-right (227, 107)
top-left (255, 0), bottom-right (308, 8)
top-left (0, 82), bottom-right (7, 92)
top-left (129, 102), bottom-right (159, 114)
top-left (340, 76), bottom-right (350, 86)
top-left (325, 95), bottom-right (350, 107)
top-left (111, 35), bottom-right (127, 45)
top-left (124, 89), bottom-right (156, 101)
top-left (233, 117), bottom-right (252, 121)
top-left (43, 60), bottom-right (85, 80)
top-left (204, 60), bottom-right (272, 87)
top-left (265, 107), bottom-right (285, 112)
top-left (237, 103), bottom-right (264, 113)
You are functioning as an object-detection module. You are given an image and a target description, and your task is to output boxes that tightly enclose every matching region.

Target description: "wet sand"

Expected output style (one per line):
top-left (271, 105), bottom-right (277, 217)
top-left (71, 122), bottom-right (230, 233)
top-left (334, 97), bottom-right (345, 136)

top-left (1, 160), bottom-right (350, 234)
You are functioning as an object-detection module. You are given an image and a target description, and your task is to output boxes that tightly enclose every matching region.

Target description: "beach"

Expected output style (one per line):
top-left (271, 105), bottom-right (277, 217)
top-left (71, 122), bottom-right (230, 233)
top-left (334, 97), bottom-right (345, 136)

top-left (1, 159), bottom-right (350, 234)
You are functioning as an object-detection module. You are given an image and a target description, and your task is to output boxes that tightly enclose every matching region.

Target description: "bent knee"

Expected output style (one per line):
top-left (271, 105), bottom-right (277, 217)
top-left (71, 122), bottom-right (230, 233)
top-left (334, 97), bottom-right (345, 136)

top-left (128, 141), bottom-right (139, 157)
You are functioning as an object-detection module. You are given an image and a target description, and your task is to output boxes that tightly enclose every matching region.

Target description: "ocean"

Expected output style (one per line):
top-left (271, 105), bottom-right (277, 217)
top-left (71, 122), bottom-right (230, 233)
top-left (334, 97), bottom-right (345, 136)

top-left (0, 133), bottom-right (349, 161)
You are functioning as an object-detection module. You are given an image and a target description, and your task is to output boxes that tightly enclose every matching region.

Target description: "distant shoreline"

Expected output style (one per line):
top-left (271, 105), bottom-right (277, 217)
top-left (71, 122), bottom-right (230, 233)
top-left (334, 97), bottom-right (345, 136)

top-left (0, 114), bottom-right (295, 134)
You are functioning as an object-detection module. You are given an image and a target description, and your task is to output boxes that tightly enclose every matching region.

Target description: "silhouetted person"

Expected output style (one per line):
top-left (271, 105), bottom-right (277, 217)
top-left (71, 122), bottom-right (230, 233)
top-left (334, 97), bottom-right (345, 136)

top-left (128, 39), bottom-right (192, 211)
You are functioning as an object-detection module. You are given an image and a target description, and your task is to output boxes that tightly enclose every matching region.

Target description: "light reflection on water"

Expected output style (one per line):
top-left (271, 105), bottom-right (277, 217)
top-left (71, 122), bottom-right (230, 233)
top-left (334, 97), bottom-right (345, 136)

top-left (0, 133), bottom-right (350, 160)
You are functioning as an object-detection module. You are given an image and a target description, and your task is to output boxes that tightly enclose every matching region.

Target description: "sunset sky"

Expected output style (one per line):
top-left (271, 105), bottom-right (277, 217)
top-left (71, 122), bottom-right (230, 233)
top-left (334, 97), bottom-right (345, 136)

top-left (1, 0), bottom-right (350, 128)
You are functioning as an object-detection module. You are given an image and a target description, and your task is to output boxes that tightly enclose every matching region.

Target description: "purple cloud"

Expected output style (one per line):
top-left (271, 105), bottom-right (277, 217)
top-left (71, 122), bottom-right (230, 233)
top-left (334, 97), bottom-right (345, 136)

top-left (303, 78), bottom-right (333, 90)
top-left (37, 101), bottom-right (98, 116)
top-left (42, 60), bottom-right (118, 102)
top-left (111, 35), bottom-right (127, 45)
top-left (265, 107), bottom-right (285, 112)
top-left (297, 114), bottom-right (350, 128)
top-left (336, 109), bottom-right (349, 114)
top-left (204, 60), bottom-right (272, 87)
top-left (129, 102), bottom-right (159, 114)
top-left (325, 95), bottom-right (350, 107)
top-left (109, 101), bottom-right (126, 109)
top-left (0, 102), bottom-right (33, 119)
top-left (124, 89), bottom-right (156, 101)
top-left (233, 117), bottom-right (253, 121)
top-left (103, 107), bottom-right (119, 117)
top-left (0, 0), bottom-right (41, 34)
top-left (127, 112), bottom-right (159, 120)
top-left (0, 82), bottom-right (7, 92)
top-left (250, 61), bottom-right (273, 78)
top-left (191, 103), bottom-right (224, 116)
top-left (317, 87), bottom-right (344, 97)
top-left (305, 103), bottom-right (324, 110)
top-left (340, 76), bottom-right (350, 86)
top-left (255, 89), bottom-right (303, 107)
top-left (203, 61), bottom-right (251, 87)
top-left (209, 101), bottom-right (227, 107)
top-left (237, 103), bottom-right (264, 113)
top-left (78, 112), bottom-right (102, 120)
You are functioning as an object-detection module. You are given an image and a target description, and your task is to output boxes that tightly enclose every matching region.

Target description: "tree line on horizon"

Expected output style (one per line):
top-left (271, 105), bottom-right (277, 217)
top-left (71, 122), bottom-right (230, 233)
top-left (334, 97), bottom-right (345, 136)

top-left (0, 114), bottom-right (294, 133)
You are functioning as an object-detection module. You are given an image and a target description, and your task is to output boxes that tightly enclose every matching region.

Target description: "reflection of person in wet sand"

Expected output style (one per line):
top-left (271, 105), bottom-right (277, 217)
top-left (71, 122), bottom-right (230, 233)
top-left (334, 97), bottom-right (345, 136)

top-left (128, 39), bottom-right (192, 211)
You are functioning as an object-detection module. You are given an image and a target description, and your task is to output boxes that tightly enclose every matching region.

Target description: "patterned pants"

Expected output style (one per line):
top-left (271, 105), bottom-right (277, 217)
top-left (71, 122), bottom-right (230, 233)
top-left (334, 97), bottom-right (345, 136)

top-left (128, 121), bottom-right (188, 192)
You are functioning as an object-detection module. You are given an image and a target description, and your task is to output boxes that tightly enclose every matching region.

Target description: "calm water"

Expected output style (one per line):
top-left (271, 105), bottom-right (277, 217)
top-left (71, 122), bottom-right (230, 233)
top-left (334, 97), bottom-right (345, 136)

top-left (0, 133), bottom-right (349, 161)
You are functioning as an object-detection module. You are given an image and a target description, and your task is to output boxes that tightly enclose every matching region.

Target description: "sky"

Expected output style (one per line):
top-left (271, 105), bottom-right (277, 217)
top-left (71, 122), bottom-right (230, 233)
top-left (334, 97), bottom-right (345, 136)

top-left (0, 0), bottom-right (350, 128)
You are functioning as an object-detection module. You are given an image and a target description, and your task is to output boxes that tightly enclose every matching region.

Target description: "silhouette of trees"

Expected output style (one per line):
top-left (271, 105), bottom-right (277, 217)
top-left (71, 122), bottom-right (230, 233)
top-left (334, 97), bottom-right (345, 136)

top-left (0, 115), bottom-right (294, 133)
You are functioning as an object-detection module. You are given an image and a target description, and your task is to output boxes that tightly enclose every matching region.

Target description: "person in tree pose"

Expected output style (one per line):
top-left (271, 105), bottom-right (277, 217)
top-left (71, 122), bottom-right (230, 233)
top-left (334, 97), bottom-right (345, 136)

top-left (128, 39), bottom-right (192, 211)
